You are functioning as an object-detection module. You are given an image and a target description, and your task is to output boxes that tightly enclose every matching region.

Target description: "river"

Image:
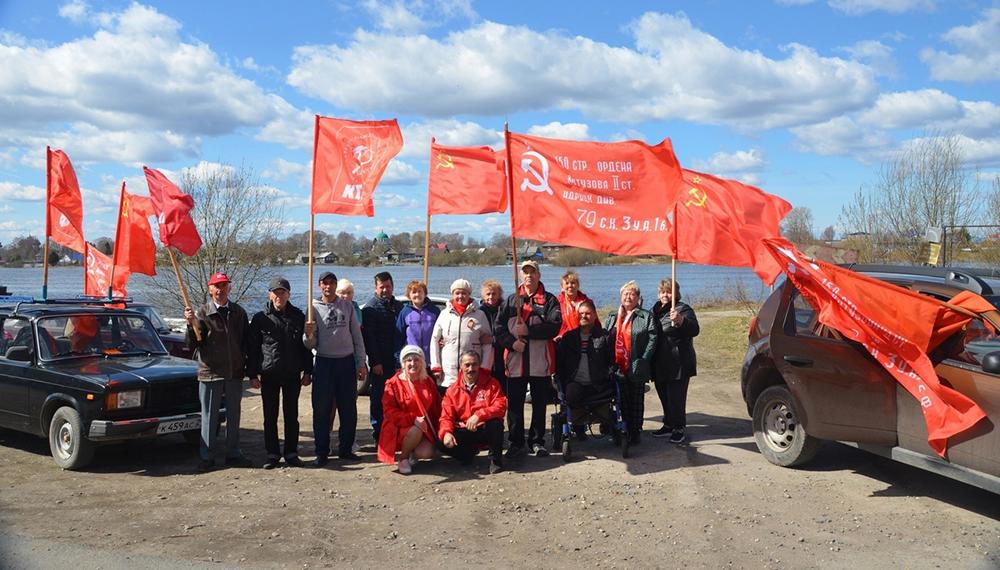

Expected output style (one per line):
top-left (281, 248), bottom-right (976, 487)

top-left (1, 263), bottom-right (772, 315)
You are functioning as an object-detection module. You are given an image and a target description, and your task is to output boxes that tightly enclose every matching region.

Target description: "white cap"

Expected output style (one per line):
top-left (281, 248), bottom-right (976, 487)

top-left (400, 344), bottom-right (425, 361)
top-left (450, 278), bottom-right (472, 292)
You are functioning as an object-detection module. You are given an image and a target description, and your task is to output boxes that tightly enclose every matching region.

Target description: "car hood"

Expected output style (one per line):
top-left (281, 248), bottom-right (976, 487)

top-left (43, 355), bottom-right (197, 388)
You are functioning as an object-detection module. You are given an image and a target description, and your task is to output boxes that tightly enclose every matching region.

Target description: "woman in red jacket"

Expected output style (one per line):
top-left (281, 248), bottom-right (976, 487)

top-left (377, 345), bottom-right (442, 474)
top-left (439, 350), bottom-right (508, 474)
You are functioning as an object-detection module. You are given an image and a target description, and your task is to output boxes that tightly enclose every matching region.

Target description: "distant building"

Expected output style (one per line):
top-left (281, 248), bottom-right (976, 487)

top-left (507, 244), bottom-right (543, 262)
top-left (296, 252), bottom-right (338, 264)
top-left (429, 243), bottom-right (450, 254)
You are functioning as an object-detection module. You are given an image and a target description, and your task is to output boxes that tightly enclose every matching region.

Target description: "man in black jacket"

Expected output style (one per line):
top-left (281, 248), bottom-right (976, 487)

top-left (361, 271), bottom-right (403, 443)
top-left (248, 277), bottom-right (313, 469)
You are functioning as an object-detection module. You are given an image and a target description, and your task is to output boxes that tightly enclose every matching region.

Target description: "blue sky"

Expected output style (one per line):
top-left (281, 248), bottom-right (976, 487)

top-left (1, 0), bottom-right (998, 245)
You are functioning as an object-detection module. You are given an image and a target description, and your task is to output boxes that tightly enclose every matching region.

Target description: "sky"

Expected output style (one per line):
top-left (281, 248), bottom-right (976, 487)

top-left (0, 0), bottom-right (998, 246)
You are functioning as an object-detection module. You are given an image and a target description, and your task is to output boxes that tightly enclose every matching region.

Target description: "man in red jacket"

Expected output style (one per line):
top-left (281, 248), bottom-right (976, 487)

top-left (439, 350), bottom-right (507, 474)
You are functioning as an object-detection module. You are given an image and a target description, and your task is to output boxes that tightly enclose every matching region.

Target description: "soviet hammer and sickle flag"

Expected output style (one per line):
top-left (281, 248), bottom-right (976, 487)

top-left (668, 169), bottom-right (792, 284)
top-left (311, 115), bottom-right (404, 216)
top-left (144, 167), bottom-right (203, 256)
top-left (427, 138), bottom-right (507, 215)
top-left (46, 147), bottom-right (86, 253)
top-left (506, 133), bottom-right (684, 256)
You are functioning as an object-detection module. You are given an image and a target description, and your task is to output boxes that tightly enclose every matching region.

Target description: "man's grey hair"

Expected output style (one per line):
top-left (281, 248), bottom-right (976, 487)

top-left (459, 349), bottom-right (481, 363)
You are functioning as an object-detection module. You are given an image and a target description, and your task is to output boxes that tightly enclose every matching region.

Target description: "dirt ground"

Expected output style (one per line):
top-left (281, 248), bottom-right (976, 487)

top-left (1, 309), bottom-right (998, 569)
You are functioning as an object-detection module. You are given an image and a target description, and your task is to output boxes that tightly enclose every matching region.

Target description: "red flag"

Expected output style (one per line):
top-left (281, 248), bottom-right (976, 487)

top-left (84, 243), bottom-right (124, 297)
top-left (111, 182), bottom-right (157, 294)
top-left (311, 115), bottom-right (403, 216)
top-left (507, 133), bottom-right (684, 256)
top-left (762, 237), bottom-right (986, 456)
top-left (668, 170), bottom-right (792, 284)
top-left (144, 167), bottom-right (202, 256)
top-left (47, 147), bottom-right (85, 253)
top-left (427, 139), bottom-right (507, 215)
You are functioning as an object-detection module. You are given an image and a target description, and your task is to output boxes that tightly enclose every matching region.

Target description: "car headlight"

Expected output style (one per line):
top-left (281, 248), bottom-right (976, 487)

top-left (106, 389), bottom-right (143, 410)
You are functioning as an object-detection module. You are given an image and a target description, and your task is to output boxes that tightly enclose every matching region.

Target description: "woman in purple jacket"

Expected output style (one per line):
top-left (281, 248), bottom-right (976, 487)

top-left (396, 280), bottom-right (440, 363)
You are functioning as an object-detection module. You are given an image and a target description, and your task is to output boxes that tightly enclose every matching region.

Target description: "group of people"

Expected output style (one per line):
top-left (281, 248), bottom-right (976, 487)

top-left (182, 259), bottom-right (698, 475)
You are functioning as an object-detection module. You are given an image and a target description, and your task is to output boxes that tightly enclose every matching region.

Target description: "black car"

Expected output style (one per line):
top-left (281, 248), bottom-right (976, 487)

top-left (741, 265), bottom-right (1000, 493)
top-left (0, 297), bottom-right (202, 469)
top-left (126, 302), bottom-right (193, 359)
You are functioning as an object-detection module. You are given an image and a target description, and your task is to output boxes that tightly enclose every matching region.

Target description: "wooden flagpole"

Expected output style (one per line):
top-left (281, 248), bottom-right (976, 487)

top-left (42, 147), bottom-right (51, 300)
top-left (167, 246), bottom-right (200, 341)
top-left (503, 123), bottom-right (519, 293)
top-left (307, 114), bottom-right (320, 324)
top-left (423, 210), bottom-right (431, 285)
top-left (671, 203), bottom-right (678, 304)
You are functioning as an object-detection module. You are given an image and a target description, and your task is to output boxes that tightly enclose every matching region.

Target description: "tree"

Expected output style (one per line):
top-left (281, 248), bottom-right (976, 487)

top-left (781, 207), bottom-right (814, 245)
top-left (840, 133), bottom-right (982, 263)
top-left (820, 225), bottom-right (836, 242)
top-left (48, 250), bottom-right (61, 266)
top-left (148, 164), bottom-right (284, 308)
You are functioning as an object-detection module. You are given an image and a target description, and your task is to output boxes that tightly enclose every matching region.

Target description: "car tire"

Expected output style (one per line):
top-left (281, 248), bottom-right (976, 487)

top-left (752, 385), bottom-right (821, 467)
top-left (48, 406), bottom-right (95, 470)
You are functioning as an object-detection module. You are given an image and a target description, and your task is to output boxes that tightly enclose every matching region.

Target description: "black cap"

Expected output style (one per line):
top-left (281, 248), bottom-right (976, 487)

top-left (268, 277), bottom-right (291, 292)
top-left (318, 271), bottom-right (337, 283)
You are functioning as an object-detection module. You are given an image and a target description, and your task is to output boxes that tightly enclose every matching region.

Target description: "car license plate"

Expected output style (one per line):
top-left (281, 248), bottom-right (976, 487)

top-left (156, 418), bottom-right (200, 434)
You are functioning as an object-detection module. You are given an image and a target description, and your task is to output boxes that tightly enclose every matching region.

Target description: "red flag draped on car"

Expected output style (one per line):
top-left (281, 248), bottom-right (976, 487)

top-left (84, 243), bottom-right (123, 297)
top-left (506, 132), bottom-right (684, 256)
top-left (46, 147), bottom-right (86, 253)
top-left (668, 170), bottom-right (792, 284)
top-left (311, 115), bottom-right (403, 216)
top-left (144, 167), bottom-right (202, 256)
top-left (111, 183), bottom-right (157, 295)
top-left (761, 237), bottom-right (986, 456)
top-left (427, 139), bottom-right (507, 215)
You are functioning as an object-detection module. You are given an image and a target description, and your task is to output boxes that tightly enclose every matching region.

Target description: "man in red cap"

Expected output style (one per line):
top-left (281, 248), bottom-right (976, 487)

top-left (184, 271), bottom-right (253, 472)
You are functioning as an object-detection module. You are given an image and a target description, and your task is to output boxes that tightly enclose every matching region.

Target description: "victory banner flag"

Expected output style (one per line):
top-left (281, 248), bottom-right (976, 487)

top-left (762, 237), bottom-right (986, 456)
top-left (46, 147), bottom-right (86, 253)
top-left (507, 133), bottom-right (684, 256)
top-left (112, 184), bottom-right (157, 282)
top-left (144, 167), bottom-right (203, 256)
top-left (427, 139), bottom-right (507, 215)
top-left (311, 116), bottom-right (403, 216)
top-left (84, 243), bottom-right (123, 297)
top-left (669, 170), bottom-right (792, 284)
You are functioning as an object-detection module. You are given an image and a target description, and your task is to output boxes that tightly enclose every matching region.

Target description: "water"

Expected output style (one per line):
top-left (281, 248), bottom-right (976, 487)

top-left (1, 263), bottom-right (771, 316)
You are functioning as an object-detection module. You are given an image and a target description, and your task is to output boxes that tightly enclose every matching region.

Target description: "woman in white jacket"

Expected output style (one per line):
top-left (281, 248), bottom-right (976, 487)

top-left (431, 279), bottom-right (494, 390)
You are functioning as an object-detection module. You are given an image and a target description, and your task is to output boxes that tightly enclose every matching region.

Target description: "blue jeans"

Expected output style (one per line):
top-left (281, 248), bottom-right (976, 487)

top-left (198, 378), bottom-right (243, 461)
top-left (313, 356), bottom-right (357, 457)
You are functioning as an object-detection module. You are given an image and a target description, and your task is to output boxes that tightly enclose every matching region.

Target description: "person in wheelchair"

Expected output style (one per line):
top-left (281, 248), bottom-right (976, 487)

top-left (554, 300), bottom-right (614, 440)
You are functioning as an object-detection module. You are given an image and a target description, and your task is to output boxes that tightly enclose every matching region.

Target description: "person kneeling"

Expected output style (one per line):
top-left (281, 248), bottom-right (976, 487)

top-left (377, 345), bottom-right (441, 475)
top-left (440, 350), bottom-right (508, 474)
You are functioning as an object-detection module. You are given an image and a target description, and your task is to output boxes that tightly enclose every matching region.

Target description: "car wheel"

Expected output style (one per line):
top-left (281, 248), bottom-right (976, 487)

top-left (48, 406), bottom-right (95, 470)
top-left (752, 385), bottom-right (821, 467)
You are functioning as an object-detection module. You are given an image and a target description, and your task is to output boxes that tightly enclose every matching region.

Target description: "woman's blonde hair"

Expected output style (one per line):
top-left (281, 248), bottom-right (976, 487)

top-left (335, 278), bottom-right (355, 294)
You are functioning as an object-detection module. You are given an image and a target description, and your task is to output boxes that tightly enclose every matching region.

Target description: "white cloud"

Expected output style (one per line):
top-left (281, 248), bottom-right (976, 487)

top-left (262, 158), bottom-right (311, 184)
top-left (362, 0), bottom-right (477, 33)
top-left (527, 122), bottom-right (590, 141)
top-left (774, 0), bottom-right (816, 5)
top-left (400, 119), bottom-right (503, 158)
top-left (0, 182), bottom-right (45, 201)
top-left (288, 12), bottom-right (877, 130)
top-left (255, 101), bottom-right (315, 151)
top-left (857, 89), bottom-right (962, 130)
top-left (381, 160), bottom-right (422, 185)
top-left (828, 0), bottom-right (935, 15)
top-left (921, 8), bottom-right (1000, 82)
top-left (0, 3), bottom-right (298, 163)
top-left (693, 148), bottom-right (766, 176)
top-left (363, 0), bottom-right (427, 33)
top-left (58, 0), bottom-right (90, 23)
top-left (374, 192), bottom-right (419, 209)
top-left (790, 116), bottom-right (894, 159)
top-left (180, 161), bottom-right (236, 181)
top-left (837, 40), bottom-right (897, 78)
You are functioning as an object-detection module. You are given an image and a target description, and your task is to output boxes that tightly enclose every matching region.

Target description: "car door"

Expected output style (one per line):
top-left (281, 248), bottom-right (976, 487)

top-left (896, 317), bottom-right (1000, 477)
top-left (769, 289), bottom-right (897, 444)
top-left (0, 317), bottom-right (33, 430)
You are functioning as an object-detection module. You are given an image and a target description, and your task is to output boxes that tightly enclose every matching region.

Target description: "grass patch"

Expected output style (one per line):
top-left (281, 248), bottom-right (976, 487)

top-left (696, 313), bottom-right (753, 379)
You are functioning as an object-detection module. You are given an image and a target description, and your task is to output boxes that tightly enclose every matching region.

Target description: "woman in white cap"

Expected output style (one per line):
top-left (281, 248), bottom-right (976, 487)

top-left (377, 345), bottom-right (441, 474)
top-left (430, 279), bottom-right (494, 394)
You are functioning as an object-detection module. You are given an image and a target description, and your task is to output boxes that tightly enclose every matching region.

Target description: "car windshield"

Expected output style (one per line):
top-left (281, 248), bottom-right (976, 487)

top-left (36, 313), bottom-right (168, 360)
top-left (131, 305), bottom-right (171, 331)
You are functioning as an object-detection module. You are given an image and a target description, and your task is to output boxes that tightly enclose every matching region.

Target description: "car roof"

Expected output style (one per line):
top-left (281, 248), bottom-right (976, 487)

top-left (844, 264), bottom-right (999, 296)
top-left (0, 298), bottom-right (144, 318)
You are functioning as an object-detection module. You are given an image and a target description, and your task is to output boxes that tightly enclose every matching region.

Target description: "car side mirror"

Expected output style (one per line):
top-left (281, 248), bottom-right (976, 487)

top-left (982, 351), bottom-right (1000, 375)
top-left (5, 346), bottom-right (32, 362)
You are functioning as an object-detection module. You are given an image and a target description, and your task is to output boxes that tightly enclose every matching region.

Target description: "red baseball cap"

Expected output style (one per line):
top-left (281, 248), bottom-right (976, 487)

top-left (207, 272), bottom-right (231, 286)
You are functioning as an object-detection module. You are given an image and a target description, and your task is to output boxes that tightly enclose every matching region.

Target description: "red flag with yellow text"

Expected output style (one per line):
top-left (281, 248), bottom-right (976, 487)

top-left (311, 116), bottom-right (403, 216)
top-left (761, 237), bottom-right (986, 456)
top-left (507, 133), bottom-right (684, 256)
top-left (47, 147), bottom-right (85, 253)
top-left (427, 139), bottom-right (507, 215)
top-left (144, 167), bottom-right (202, 256)
top-left (112, 183), bottom-right (157, 292)
top-left (84, 243), bottom-right (124, 297)
top-left (669, 170), bottom-right (792, 284)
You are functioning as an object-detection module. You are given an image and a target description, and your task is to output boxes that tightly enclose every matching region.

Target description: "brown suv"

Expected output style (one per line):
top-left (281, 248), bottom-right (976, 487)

top-left (741, 265), bottom-right (1000, 493)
